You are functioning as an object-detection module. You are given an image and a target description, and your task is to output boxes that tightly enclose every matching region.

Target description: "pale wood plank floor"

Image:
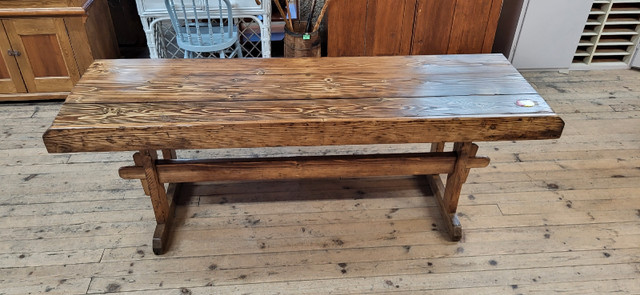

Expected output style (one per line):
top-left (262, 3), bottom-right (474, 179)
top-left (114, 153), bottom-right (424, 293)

top-left (1, 69), bottom-right (639, 294)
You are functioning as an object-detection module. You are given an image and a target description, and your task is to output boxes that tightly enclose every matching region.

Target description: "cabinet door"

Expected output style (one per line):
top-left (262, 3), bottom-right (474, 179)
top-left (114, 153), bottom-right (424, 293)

top-left (364, 0), bottom-right (416, 56)
top-left (447, 0), bottom-right (502, 54)
top-left (327, 0), bottom-right (368, 57)
top-left (412, 0), bottom-right (503, 55)
top-left (411, 0), bottom-right (456, 54)
top-left (0, 26), bottom-right (27, 94)
top-left (2, 18), bottom-right (80, 93)
top-left (328, 0), bottom-right (416, 57)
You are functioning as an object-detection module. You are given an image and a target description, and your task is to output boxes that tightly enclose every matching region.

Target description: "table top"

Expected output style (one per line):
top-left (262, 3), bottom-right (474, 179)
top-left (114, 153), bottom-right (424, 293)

top-left (43, 54), bottom-right (564, 153)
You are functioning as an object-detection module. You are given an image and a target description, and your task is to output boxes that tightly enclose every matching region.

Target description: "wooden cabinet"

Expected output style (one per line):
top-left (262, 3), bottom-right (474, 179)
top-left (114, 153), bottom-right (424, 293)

top-left (327, 0), bottom-right (503, 57)
top-left (0, 0), bottom-right (118, 101)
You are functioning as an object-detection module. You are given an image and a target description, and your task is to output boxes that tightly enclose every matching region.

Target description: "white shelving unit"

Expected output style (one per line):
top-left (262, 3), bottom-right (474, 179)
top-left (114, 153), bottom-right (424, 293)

top-left (572, 0), bottom-right (640, 69)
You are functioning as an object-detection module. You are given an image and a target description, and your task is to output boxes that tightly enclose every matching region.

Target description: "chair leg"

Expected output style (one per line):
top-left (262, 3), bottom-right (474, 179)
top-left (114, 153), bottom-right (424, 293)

top-left (236, 39), bottom-right (244, 58)
top-left (183, 50), bottom-right (189, 59)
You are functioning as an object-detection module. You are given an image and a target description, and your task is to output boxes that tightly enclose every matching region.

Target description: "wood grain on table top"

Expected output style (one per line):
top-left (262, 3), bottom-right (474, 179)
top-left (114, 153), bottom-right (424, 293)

top-left (43, 54), bottom-right (564, 153)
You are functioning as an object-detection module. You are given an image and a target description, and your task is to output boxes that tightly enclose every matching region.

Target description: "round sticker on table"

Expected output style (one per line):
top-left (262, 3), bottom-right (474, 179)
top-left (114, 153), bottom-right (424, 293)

top-left (516, 99), bottom-right (536, 107)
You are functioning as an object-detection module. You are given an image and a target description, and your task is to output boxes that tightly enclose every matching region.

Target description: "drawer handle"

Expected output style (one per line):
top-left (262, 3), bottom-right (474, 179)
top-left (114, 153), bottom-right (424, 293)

top-left (7, 49), bottom-right (21, 57)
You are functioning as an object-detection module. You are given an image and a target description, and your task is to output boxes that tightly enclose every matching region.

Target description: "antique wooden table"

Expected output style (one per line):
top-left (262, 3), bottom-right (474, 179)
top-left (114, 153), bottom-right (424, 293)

top-left (43, 54), bottom-right (564, 255)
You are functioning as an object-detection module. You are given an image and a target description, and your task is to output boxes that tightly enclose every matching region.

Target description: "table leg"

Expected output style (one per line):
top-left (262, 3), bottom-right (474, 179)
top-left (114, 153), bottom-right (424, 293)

top-left (426, 142), bottom-right (478, 241)
top-left (161, 149), bottom-right (177, 160)
top-left (135, 149), bottom-right (181, 255)
top-left (133, 152), bottom-right (150, 196)
top-left (431, 142), bottom-right (445, 153)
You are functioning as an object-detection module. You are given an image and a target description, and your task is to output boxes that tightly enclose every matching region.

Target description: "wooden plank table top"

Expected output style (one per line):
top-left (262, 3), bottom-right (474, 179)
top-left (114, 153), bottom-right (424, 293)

top-left (43, 54), bottom-right (564, 153)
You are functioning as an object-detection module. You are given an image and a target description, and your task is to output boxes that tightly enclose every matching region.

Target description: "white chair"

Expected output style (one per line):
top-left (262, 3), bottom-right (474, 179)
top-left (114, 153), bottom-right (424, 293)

top-left (164, 0), bottom-right (243, 58)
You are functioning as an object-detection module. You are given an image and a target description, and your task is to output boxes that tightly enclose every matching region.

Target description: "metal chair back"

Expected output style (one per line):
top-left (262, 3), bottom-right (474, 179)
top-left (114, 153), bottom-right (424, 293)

top-left (165, 0), bottom-right (241, 57)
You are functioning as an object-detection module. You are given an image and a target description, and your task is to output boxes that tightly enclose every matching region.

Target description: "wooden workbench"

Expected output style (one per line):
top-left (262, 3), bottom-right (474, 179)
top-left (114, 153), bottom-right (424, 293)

top-left (43, 54), bottom-right (564, 255)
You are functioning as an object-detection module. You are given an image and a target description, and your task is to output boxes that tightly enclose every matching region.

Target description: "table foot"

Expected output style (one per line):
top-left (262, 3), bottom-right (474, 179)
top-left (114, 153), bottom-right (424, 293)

top-left (425, 174), bottom-right (463, 241)
top-left (151, 183), bottom-right (181, 255)
top-left (448, 214), bottom-right (463, 242)
top-left (152, 223), bottom-right (170, 255)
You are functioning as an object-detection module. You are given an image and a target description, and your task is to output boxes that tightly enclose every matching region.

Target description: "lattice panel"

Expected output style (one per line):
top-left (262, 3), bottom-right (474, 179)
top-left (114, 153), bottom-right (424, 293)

top-left (153, 18), bottom-right (264, 58)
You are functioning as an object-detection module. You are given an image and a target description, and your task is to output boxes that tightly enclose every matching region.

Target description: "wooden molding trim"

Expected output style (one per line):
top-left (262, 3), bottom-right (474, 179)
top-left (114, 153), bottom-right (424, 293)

top-left (0, 8), bottom-right (87, 17)
top-left (0, 92), bottom-right (68, 102)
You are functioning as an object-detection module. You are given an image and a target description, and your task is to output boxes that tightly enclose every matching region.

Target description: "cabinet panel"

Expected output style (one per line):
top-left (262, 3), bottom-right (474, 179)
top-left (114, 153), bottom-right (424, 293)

top-left (411, 0), bottom-right (456, 55)
top-left (447, 0), bottom-right (501, 54)
top-left (327, 0), bottom-right (368, 57)
top-left (2, 18), bottom-right (80, 93)
top-left (482, 0), bottom-right (504, 53)
top-left (0, 24), bottom-right (27, 94)
top-left (364, 0), bottom-right (416, 56)
top-left (20, 34), bottom-right (70, 77)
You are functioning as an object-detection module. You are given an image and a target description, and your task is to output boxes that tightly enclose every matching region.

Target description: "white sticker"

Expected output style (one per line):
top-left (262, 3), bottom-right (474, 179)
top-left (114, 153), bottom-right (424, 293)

top-left (516, 100), bottom-right (536, 107)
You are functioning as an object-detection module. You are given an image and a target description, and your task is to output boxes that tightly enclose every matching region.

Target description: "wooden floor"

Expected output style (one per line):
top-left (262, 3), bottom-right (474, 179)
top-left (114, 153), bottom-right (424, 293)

top-left (1, 69), bottom-right (639, 294)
